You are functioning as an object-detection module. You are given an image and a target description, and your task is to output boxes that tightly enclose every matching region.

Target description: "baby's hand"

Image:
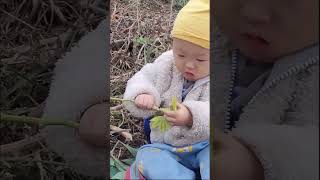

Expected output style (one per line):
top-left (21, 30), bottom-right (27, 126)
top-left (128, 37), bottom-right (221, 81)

top-left (164, 102), bottom-right (193, 127)
top-left (135, 94), bottom-right (155, 110)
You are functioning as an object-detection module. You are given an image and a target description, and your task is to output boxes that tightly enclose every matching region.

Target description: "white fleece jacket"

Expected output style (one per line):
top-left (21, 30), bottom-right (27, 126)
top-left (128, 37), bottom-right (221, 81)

top-left (123, 50), bottom-right (210, 146)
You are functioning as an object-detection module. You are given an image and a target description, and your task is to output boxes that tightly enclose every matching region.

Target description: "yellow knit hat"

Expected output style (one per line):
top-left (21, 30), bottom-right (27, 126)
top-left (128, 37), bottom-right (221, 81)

top-left (171, 0), bottom-right (210, 49)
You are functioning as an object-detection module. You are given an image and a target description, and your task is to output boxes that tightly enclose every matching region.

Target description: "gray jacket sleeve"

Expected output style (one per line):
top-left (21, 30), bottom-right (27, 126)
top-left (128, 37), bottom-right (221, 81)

top-left (41, 21), bottom-right (108, 177)
top-left (232, 67), bottom-right (319, 180)
top-left (123, 51), bottom-right (173, 118)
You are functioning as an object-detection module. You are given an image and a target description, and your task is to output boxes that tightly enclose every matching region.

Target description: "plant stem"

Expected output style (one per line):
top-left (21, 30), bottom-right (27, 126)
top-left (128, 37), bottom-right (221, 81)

top-left (0, 113), bottom-right (79, 129)
top-left (110, 97), bottom-right (163, 112)
top-left (110, 97), bottom-right (134, 103)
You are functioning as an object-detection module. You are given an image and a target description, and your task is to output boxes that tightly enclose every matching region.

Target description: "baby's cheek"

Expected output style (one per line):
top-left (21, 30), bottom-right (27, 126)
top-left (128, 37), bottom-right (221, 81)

top-left (198, 63), bottom-right (209, 76)
top-left (174, 60), bottom-right (184, 71)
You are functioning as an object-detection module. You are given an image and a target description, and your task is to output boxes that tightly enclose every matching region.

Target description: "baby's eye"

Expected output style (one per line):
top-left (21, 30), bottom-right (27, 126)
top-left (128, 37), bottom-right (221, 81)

top-left (178, 54), bottom-right (185, 58)
top-left (196, 59), bottom-right (207, 62)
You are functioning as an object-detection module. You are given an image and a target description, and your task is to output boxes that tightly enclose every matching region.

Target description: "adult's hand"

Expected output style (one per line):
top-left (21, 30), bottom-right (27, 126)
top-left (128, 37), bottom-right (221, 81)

top-left (79, 103), bottom-right (107, 147)
top-left (212, 128), bottom-right (265, 180)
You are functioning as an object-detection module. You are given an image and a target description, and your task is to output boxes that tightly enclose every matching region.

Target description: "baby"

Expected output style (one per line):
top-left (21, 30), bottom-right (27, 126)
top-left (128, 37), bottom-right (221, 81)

top-left (211, 0), bottom-right (319, 179)
top-left (123, 0), bottom-right (210, 179)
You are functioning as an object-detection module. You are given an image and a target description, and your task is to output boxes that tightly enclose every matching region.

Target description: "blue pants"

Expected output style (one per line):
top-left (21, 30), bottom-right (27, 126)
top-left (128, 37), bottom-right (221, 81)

top-left (129, 141), bottom-right (210, 180)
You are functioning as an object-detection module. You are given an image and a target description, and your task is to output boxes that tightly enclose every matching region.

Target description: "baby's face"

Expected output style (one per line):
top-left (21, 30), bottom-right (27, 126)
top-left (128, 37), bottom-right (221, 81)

top-left (213, 0), bottom-right (319, 61)
top-left (173, 38), bottom-right (210, 81)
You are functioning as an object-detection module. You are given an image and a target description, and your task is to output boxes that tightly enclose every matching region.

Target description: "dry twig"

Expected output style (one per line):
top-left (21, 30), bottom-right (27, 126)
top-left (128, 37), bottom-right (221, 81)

top-left (0, 133), bottom-right (44, 154)
top-left (110, 125), bottom-right (133, 141)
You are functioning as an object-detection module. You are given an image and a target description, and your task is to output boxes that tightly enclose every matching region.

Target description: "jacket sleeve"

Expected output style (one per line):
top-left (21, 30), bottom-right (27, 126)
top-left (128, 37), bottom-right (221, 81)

top-left (232, 67), bottom-right (319, 180)
top-left (41, 21), bottom-right (108, 177)
top-left (123, 51), bottom-right (174, 118)
top-left (182, 83), bottom-right (210, 142)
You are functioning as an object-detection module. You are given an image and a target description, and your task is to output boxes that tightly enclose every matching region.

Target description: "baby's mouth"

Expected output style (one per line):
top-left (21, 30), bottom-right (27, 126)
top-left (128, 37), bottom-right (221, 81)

top-left (184, 72), bottom-right (195, 79)
top-left (185, 72), bottom-right (194, 76)
top-left (241, 33), bottom-right (270, 46)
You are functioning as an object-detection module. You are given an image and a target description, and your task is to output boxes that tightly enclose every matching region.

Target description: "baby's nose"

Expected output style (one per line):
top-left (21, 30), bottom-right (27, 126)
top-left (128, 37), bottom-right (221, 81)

top-left (185, 61), bottom-right (195, 69)
top-left (240, 2), bottom-right (271, 26)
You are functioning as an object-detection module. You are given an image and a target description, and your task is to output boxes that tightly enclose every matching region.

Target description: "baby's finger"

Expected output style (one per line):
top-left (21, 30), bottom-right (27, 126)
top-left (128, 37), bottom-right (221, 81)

top-left (142, 97), bottom-right (151, 109)
top-left (176, 102), bottom-right (185, 109)
top-left (135, 97), bottom-right (142, 107)
top-left (164, 111), bottom-right (176, 117)
top-left (146, 103), bottom-right (152, 110)
top-left (143, 97), bottom-right (151, 109)
top-left (137, 97), bottom-right (148, 109)
top-left (147, 99), bottom-right (154, 109)
top-left (165, 116), bottom-right (176, 123)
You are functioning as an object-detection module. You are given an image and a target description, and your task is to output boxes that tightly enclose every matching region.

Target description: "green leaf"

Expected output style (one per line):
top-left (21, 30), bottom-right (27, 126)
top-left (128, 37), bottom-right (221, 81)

top-left (110, 157), bottom-right (115, 166)
top-left (120, 142), bottom-right (138, 157)
top-left (159, 107), bottom-right (170, 112)
top-left (134, 36), bottom-right (150, 45)
top-left (171, 96), bottom-right (178, 111)
top-left (160, 119), bottom-right (164, 131)
top-left (121, 158), bottom-right (135, 166)
top-left (111, 171), bottom-right (126, 180)
top-left (150, 116), bottom-right (161, 128)
top-left (150, 116), bottom-right (171, 132)
top-left (110, 165), bottom-right (120, 177)
top-left (151, 119), bottom-right (159, 128)
top-left (148, 97), bottom-right (178, 132)
top-left (111, 155), bottom-right (128, 172)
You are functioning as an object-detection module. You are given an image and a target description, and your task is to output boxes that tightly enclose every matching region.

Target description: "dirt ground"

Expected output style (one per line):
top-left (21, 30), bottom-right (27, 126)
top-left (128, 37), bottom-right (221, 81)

top-left (0, 0), bottom-right (106, 179)
top-left (0, 0), bottom-right (186, 179)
